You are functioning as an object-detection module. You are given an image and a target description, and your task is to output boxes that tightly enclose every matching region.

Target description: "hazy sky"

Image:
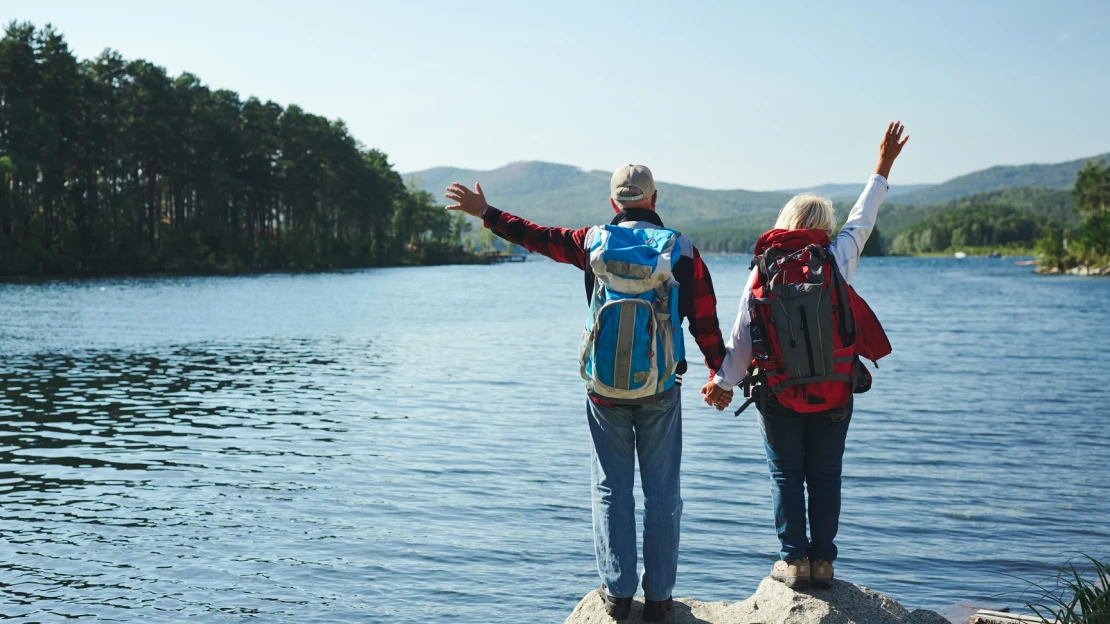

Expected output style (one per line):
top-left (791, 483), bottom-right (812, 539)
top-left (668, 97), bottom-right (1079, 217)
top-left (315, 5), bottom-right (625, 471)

top-left (2, 0), bottom-right (1108, 189)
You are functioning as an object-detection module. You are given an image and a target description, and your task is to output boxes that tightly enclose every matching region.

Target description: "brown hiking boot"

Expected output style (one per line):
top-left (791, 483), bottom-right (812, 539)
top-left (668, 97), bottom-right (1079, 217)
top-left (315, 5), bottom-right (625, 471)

top-left (811, 560), bottom-right (834, 589)
top-left (771, 558), bottom-right (810, 589)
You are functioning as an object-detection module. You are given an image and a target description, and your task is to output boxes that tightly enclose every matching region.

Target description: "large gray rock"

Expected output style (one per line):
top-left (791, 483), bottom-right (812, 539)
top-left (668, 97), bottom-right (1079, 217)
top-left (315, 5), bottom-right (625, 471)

top-left (565, 577), bottom-right (949, 624)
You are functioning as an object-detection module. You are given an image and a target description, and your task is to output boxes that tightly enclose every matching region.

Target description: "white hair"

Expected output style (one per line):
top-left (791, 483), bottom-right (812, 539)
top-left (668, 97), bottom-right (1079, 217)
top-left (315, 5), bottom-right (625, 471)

top-left (774, 193), bottom-right (836, 237)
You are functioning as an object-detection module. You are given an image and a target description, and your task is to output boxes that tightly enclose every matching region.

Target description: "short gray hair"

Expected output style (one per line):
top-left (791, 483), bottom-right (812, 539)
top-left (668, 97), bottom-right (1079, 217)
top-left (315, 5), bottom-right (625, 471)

top-left (774, 193), bottom-right (836, 237)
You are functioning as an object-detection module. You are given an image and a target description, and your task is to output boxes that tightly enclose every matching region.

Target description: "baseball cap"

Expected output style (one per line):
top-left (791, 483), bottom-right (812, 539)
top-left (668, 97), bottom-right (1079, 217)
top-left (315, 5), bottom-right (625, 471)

top-left (610, 164), bottom-right (656, 203)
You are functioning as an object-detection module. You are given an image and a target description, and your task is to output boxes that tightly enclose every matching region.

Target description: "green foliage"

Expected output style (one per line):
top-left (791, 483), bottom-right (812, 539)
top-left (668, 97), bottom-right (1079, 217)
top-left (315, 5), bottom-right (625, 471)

top-left (890, 205), bottom-right (1047, 255)
top-left (1025, 555), bottom-right (1110, 624)
top-left (477, 227), bottom-right (497, 252)
top-left (679, 226), bottom-right (764, 254)
top-left (1035, 160), bottom-right (1110, 271)
top-left (1072, 160), bottom-right (1110, 218)
top-left (1034, 223), bottom-right (1072, 272)
top-left (0, 22), bottom-right (473, 277)
top-left (1073, 213), bottom-right (1110, 261)
top-left (880, 187), bottom-right (1078, 241)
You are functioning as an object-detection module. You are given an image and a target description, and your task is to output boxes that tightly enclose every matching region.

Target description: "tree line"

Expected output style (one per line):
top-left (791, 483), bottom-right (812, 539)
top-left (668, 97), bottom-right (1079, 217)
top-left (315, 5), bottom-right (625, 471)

top-left (890, 205), bottom-right (1047, 254)
top-left (0, 22), bottom-right (476, 278)
top-left (1037, 159), bottom-right (1110, 270)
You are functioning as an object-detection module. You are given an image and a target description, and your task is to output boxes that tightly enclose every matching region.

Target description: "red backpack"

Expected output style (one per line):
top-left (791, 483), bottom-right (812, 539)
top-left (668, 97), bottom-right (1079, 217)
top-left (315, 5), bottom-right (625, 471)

top-left (738, 228), bottom-right (891, 415)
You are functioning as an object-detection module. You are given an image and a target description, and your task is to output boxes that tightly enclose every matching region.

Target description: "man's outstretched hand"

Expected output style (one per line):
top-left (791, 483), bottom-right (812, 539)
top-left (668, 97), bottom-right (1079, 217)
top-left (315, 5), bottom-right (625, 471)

top-left (445, 182), bottom-right (490, 218)
top-left (875, 121), bottom-right (909, 179)
top-left (701, 380), bottom-right (734, 411)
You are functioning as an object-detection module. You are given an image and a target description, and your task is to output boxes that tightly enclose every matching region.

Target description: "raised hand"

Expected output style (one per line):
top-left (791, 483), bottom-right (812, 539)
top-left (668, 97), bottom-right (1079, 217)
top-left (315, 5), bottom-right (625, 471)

top-left (445, 182), bottom-right (490, 218)
top-left (700, 380), bottom-right (734, 412)
top-left (875, 121), bottom-right (909, 179)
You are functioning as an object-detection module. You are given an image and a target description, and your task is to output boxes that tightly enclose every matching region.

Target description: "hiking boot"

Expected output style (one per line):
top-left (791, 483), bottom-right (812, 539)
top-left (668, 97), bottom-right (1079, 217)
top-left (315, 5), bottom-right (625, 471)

top-left (811, 560), bottom-right (834, 589)
top-left (771, 558), bottom-right (811, 589)
top-left (643, 597), bottom-right (672, 622)
top-left (598, 584), bottom-right (632, 621)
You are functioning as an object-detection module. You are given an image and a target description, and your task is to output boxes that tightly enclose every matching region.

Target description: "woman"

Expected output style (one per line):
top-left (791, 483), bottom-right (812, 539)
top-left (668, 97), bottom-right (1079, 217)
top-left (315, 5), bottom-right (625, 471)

top-left (701, 122), bottom-right (908, 589)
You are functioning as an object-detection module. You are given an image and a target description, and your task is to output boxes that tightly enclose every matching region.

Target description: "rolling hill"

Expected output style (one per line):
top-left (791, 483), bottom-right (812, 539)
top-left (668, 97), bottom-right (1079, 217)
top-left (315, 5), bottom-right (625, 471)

top-left (406, 152), bottom-right (1103, 250)
top-left (886, 153), bottom-right (1109, 205)
top-left (778, 182), bottom-right (933, 201)
top-left (407, 161), bottom-right (792, 230)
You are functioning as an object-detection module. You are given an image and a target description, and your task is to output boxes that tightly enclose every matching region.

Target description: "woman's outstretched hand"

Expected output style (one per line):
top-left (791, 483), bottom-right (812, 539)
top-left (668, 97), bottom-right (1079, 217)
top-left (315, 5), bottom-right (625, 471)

top-left (875, 121), bottom-right (909, 179)
top-left (445, 182), bottom-right (490, 218)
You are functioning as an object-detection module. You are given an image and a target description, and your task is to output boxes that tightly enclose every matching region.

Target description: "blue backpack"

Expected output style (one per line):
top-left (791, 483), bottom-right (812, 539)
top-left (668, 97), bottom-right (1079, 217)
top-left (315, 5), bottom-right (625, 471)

top-left (579, 224), bottom-right (686, 401)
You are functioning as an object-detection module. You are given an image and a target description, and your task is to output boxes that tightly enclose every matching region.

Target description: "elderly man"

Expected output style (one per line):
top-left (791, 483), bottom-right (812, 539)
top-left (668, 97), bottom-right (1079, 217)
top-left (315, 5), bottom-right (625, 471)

top-left (445, 165), bottom-right (729, 622)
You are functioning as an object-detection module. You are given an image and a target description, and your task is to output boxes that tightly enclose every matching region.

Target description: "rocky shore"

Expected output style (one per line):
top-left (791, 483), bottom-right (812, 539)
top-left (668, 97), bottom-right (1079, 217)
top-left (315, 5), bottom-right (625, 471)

top-left (1035, 263), bottom-right (1110, 276)
top-left (564, 577), bottom-right (950, 624)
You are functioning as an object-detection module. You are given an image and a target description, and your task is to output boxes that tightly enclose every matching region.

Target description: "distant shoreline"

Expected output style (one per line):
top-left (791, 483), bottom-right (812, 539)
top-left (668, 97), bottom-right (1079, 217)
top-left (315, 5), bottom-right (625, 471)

top-left (1035, 263), bottom-right (1110, 276)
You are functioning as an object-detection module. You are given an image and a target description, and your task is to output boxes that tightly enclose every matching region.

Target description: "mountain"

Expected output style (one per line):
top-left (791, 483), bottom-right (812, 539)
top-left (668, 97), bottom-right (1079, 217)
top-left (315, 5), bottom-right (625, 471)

top-left (406, 161), bottom-right (792, 230)
top-left (887, 153), bottom-right (1110, 205)
top-left (406, 153), bottom-right (1102, 249)
top-left (777, 183), bottom-right (933, 201)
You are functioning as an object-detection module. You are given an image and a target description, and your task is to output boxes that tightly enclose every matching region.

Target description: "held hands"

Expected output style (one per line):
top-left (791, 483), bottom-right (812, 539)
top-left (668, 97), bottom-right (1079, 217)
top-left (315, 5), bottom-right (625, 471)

top-left (445, 182), bottom-right (490, 218)
top-left (700, 380), bottom-right (734, 411)
top-left (875, 121), bottom-right (909, 180)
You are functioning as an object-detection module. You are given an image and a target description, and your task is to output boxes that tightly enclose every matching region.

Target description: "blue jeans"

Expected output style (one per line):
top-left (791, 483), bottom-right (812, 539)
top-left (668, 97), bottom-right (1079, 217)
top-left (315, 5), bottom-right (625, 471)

top-left (758, 400), bottom-right (852, 563)
top-left (587, 388), bottom-right (682, 601)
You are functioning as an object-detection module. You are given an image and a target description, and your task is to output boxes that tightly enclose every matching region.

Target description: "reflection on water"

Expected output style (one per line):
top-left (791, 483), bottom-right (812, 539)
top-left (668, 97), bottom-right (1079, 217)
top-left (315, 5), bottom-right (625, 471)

top-left (0, 259), bottom-right (1108, 622)
top-left (0, 340), bottom-right (389, 621)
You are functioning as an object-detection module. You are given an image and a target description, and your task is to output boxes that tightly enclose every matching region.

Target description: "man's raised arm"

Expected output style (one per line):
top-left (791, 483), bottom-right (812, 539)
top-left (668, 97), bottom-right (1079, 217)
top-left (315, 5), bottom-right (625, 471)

top-left (446, 182), bottom-right (590, 270)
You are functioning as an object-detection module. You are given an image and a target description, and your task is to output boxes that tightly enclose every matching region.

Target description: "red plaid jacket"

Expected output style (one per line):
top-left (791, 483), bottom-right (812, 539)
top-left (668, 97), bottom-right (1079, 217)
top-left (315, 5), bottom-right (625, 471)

top-left (483, 206), bottom-right (726, 379)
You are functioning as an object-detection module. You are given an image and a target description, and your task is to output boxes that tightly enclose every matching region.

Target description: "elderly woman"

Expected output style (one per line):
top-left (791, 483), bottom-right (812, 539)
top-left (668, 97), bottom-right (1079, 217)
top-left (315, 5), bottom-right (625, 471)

top-left (702, 122), bottom-right (908, 589)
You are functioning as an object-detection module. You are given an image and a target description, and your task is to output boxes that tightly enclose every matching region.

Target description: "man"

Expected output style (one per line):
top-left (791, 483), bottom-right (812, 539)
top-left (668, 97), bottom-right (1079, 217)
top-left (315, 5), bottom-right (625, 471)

top-left (445, 166), bottom-right (730, 621)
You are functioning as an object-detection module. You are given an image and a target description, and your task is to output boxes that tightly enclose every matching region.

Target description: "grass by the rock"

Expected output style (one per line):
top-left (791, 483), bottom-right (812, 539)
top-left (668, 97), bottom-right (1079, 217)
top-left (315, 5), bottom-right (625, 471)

top-left (1025, 556), bottom-right (1110, 624)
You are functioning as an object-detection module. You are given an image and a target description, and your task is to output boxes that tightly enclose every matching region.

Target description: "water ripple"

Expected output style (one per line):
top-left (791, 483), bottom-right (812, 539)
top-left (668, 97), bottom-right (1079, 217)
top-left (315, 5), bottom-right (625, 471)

top-left (0, 260), bottom-right (1107, 622)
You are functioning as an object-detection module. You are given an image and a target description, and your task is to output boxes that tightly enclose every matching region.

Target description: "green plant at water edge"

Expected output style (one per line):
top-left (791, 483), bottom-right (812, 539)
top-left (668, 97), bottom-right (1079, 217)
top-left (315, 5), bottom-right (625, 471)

top-left (1034, 223), bottom-right (1073, 272)
top-left (1025, 555), bottom-right (1110, 624)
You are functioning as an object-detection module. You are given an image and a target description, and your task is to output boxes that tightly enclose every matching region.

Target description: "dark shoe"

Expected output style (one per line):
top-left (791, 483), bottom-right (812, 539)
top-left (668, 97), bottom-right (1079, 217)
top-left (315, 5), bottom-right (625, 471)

top-left (643, 597), bottom-right (672, 622)
top-left (598, 584), bottom-right (632, 621)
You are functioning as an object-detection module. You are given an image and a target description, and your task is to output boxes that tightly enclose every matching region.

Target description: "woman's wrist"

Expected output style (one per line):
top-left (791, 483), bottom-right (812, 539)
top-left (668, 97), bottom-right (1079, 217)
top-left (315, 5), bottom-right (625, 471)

top-left (874, 159), bottom-right (894, 180)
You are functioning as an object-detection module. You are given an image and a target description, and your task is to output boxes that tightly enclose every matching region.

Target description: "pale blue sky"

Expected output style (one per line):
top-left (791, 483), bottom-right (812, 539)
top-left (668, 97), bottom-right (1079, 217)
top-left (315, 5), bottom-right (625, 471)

top-left (2, 0), bottom-right (1108, 189)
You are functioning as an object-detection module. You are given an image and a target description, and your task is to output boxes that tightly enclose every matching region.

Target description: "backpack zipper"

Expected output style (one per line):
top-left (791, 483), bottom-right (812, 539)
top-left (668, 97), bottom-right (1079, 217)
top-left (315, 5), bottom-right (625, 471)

top-left (799, 305), bottom-right (817, 376)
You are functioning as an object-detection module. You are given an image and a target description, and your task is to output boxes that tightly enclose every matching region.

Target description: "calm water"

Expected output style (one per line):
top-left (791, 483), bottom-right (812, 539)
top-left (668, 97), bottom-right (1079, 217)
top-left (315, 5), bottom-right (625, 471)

top-left (0, 257), bottom-right (1108, 622)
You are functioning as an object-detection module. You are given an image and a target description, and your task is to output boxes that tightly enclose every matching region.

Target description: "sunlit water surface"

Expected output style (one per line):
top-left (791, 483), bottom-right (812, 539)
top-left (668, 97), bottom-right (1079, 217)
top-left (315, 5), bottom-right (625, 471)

top-left (1, 256), bottom-right (1107, 622)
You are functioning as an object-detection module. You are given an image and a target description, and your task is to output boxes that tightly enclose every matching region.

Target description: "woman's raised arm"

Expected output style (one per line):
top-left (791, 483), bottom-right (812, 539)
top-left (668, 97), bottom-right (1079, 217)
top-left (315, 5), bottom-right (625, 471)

top-left (831, 122), bottom-right (909, 283)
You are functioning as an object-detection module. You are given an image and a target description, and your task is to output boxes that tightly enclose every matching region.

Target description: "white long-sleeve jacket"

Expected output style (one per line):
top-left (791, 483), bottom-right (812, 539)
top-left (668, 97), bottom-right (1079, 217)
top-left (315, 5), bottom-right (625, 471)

top-left (712, 174), bottom-right (889, 389)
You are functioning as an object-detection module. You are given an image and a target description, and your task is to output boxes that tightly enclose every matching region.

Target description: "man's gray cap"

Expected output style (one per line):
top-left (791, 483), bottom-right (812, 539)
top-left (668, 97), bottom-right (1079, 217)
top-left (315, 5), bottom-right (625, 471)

top-left (610, 164), bottom-right (656, 203)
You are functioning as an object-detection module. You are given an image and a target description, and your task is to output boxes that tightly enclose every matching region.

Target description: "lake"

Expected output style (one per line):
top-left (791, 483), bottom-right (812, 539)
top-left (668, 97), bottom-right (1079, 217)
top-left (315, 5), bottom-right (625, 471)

top-left (1, 256), bottom-right (1108, 622)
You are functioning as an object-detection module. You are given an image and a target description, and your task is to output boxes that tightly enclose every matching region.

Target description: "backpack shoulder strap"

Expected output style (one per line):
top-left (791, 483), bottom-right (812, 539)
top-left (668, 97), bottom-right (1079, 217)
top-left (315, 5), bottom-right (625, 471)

top-left (824, 245), bottom-right (856, 344)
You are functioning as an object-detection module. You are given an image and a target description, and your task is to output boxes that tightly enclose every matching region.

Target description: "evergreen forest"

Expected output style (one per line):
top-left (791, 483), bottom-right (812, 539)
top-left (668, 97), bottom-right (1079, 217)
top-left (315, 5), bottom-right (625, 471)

top-left (0, 22), bottom-right (475, 278)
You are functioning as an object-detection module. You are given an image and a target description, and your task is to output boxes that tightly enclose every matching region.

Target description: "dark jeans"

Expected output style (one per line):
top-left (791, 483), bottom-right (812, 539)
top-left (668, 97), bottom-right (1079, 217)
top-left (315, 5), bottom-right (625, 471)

top-left (758, 398), bottom-right (852, 563)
